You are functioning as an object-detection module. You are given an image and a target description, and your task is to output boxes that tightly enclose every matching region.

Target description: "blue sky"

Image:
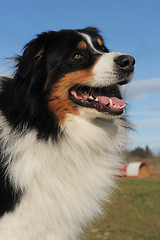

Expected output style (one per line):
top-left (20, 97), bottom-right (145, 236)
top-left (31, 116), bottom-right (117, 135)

top-left (0, 0), bottom-right (160, 154)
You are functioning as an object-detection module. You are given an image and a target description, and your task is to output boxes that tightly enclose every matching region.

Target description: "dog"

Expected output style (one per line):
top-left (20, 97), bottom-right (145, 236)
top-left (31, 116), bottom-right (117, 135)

top-left (0, 27), bottom-right (135, 240)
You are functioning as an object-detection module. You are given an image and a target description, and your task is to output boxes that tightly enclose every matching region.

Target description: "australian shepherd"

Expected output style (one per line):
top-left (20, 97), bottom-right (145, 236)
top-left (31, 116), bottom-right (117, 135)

top-left (0, 27), bottom-right (135, 240)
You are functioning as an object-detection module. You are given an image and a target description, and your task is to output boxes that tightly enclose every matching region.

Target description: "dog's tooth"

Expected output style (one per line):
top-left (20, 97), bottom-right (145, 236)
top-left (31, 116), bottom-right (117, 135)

top-left (95, 98), bottom-right (98, 102)
top-left (117, 106), bottom-right (120, 109)
top-left (89, 95), bottom-right (94, 100)
top-left (120, 104), bottom-right (126, 109)
top-left (109, 99), bottom-right (113, 106)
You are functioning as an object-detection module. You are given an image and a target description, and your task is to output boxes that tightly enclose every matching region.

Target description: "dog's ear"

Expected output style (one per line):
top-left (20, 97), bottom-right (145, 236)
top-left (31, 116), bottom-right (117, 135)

top-left (17, 37), bottom-right (45, 79)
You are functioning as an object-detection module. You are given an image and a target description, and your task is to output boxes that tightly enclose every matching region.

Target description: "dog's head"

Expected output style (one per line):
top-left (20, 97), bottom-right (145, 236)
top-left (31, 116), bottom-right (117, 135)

top-left (15, 27), bottom-right (135, 136)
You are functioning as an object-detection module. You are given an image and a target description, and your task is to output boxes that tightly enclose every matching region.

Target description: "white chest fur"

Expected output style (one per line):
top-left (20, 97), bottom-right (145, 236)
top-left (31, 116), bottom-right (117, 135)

top-left (0, 113), bottom-right (128, 240)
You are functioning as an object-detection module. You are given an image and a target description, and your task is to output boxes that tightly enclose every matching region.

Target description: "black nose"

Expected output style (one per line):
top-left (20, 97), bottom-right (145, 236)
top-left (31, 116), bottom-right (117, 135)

top-left (114, 55), bottom-right (135, 73)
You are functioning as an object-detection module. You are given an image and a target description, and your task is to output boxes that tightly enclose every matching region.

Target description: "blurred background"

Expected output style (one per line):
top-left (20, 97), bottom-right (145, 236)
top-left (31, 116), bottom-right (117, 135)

top-left (0, 0), bottom-right (160, 239)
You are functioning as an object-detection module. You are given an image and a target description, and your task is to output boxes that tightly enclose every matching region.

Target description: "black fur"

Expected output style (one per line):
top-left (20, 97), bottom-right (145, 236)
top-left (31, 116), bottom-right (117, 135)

top-left (0, 160), bottom-right (22, 217)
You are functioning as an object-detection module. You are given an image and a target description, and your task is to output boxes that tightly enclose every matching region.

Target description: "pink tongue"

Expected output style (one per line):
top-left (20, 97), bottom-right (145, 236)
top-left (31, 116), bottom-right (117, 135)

top-left (97, 96), bottom-right (125, 107)
top-left (111, 97), bottom-right (125, 107)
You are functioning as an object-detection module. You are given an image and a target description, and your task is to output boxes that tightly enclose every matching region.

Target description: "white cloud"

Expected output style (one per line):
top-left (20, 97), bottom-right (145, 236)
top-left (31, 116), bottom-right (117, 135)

top-left (134, 117), bottom-right (160, 127)
top-left (131, 109), bottom-right (160, 116)
top-left (121, 79), bottom-right (160, 155)
top-left (120, 78), bottom-right (160, 101)
top-left (148, 104), bottom-right (160, 111)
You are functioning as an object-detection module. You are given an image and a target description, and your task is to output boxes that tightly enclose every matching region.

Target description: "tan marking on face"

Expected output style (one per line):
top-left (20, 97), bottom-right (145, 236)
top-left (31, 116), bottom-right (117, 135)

top-left (97, 38), bottom-right (103, 46)
top-left (77, 40), bottom-right (87, 50)
top-left (48, 68), bottom-right (96, 124)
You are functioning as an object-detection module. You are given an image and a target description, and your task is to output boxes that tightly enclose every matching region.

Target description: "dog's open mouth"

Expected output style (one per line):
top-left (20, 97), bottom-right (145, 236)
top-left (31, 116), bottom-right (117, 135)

top-left (69, 84), bottom-right (126, 115)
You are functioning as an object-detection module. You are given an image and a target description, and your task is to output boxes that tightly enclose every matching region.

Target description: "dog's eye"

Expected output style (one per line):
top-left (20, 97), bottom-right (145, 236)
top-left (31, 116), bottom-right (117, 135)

top-left (73, 53), bottom-right (83, 60)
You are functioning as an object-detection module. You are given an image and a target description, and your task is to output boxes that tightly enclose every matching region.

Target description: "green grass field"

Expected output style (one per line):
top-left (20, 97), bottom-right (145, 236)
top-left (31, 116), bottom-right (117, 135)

top-left (82, 163), bottom-right (160, 240)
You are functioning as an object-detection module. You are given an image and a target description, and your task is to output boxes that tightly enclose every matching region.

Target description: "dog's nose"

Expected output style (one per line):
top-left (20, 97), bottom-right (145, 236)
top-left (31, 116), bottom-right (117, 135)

top-left (114, 55), bottom-right (135, 73)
